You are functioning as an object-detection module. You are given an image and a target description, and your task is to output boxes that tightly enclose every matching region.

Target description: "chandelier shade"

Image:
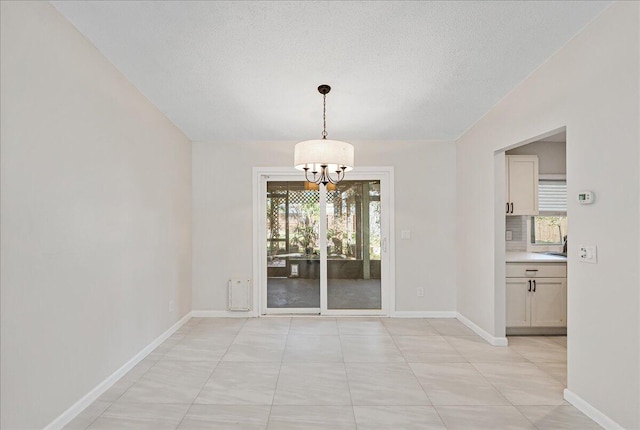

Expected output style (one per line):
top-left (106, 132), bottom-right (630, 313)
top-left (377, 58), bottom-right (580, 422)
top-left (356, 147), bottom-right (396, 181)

top-left (294, 139), bottom-right (354, 174)
top-left (294, 84), bottom-right (354, 186)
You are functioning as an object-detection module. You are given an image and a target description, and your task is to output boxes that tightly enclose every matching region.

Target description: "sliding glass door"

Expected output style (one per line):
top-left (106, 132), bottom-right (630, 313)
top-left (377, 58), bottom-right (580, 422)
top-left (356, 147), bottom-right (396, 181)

top-left (326, 180), bottom-right (382, 310)
top-left (259, 169), bottom-right (391, 315)
top-left (266, 181), bottom-right (321, 312)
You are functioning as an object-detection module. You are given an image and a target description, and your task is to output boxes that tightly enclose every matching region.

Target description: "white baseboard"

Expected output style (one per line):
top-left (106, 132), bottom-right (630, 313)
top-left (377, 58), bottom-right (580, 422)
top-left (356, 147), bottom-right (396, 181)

top-left (194, 310), bottom-right (459, 319)
top-left (391, 311), bottom-right (457, 318)
top-left (191, 310), bottom-right (258, 318)
top-left (456, 312), bottom-right (508, 346)
top-left (194, 311), bottom-right (459, 318)
top-left (44, 312), bottom-right (193, 430)
top-left (563, 389), bottom-right (624, 430)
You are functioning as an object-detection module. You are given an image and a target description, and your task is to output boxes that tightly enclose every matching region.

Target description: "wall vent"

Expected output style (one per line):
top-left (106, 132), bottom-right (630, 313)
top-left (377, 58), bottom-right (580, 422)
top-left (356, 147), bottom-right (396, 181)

top-left (228, 278), bottom-right (251, 311)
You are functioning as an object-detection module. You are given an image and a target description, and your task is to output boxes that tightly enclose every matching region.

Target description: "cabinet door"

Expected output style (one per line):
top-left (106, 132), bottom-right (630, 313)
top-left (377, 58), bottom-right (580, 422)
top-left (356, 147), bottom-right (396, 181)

top-left (530, 278), bottom-right (567, 327)
top-left (506, 155), bottom-right (539, 215)
top-left (506, 278), bottom-right (530, 327)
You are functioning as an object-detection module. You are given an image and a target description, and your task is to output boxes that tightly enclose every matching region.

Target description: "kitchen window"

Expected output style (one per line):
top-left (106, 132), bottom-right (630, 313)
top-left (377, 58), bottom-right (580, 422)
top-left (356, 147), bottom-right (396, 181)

top-left (531, 180), bottom-right (567, 245)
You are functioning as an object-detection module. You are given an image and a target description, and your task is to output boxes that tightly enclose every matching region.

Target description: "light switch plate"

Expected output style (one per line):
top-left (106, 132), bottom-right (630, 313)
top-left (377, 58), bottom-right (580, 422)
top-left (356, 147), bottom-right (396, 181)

top-left (579, 245), bottom-right (597, 263)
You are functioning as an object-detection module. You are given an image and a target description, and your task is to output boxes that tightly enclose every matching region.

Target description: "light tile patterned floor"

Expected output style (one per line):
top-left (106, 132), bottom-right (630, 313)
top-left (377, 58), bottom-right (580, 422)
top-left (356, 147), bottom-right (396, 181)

top-left (64, 317), bottom-right (602, 430)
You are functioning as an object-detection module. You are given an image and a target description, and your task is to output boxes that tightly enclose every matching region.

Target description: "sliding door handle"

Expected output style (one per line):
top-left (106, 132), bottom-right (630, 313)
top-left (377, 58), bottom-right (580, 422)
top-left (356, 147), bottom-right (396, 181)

top-left (382, 238), bottom-right (387, 252)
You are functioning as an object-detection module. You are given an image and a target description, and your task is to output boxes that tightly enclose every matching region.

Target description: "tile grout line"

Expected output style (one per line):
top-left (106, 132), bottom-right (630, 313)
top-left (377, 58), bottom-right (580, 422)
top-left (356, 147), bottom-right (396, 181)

top-left (78, 402), bottom-right (111, 430)
top-left (172, 319), bottom-right (234, 429)
top-left (453, 334), bottom-right (526, 407)
top-left (513, 404), bottom-right (547, 430)
top-left (466, 342), bottom-right (532, 408)
top-left (466, 340), bottom-right (569, 414)
top-left (73, 319), bottom-right (583, 429)
top-left (522, 338), bottom-right (568, 386)
top-left (265, 317), bottom-right (292, 429)
top-left (80, 317), bottom-right (206, 430)
top-left (174, 317), bottom-right (249, 430)
top-left (388, 319), bottom-right (451, 429)
top-left (393, 320), bottom-right (545, 427)
top-left (341, 320), bottom-right (358, 429)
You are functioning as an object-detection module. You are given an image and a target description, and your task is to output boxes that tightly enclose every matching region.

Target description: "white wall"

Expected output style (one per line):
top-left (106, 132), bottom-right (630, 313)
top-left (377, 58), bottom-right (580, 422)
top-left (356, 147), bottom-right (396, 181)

top-left (0, 2), bottom-right (192, 429)
top-left (192, 140), bottom-right (456, 314)
top-left (456, 2), bottom-right (639, 428)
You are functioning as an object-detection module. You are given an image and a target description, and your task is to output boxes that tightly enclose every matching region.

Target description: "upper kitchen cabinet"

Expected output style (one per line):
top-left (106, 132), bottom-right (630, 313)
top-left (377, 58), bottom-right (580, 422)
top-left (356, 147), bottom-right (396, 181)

top-left (505, 155), bottom-right (539, 215)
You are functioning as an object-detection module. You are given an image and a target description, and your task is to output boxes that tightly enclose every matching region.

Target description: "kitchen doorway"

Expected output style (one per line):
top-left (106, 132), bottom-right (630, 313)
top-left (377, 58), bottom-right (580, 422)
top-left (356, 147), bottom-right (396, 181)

top-left (494, 127), bottom-right (568, 386)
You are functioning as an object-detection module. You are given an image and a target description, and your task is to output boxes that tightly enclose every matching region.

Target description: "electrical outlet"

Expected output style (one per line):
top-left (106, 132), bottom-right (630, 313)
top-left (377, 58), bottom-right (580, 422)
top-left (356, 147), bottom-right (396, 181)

top-left (416, 287), bottom-right (424, 297)
top-left (169, 300), bottom-right (175, 313)
top-left (401, 230), bottom-right (411, 240)
top-left (579, 245), bottom-right (597, 264)
top-left (506, 230), bottom-right (513, 241)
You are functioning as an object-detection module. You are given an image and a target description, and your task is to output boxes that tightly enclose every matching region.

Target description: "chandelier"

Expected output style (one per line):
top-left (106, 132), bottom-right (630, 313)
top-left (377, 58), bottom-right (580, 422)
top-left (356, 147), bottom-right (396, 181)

top-left (294, 84), bottom-right (354, 185)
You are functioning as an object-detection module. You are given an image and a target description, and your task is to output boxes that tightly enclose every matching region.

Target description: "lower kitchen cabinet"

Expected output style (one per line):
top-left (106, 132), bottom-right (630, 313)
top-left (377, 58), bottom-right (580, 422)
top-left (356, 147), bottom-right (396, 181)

top-left (530, 278), bottom-right (567, 326)
top-left (506, 278), bottom-right (531, 327)
top-left (506, 262), bottom-right (567, 329)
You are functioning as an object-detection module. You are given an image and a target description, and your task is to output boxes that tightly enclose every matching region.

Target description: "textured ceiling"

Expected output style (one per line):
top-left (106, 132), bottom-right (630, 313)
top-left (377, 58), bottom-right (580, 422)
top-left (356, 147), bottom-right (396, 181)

top-left (51, 1), bottom-right (610, 142)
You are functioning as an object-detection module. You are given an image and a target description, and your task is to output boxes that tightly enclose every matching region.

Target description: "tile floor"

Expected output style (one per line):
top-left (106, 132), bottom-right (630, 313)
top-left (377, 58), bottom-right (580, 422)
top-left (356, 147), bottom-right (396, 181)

top-left (64, 317), bottom-right (602, 430)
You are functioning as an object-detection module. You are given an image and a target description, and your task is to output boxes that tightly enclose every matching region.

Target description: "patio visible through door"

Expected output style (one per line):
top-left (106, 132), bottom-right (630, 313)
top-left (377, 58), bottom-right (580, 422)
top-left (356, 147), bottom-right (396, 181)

top-left (257, 168), bottom-right (392, 316)
top-left (326, 180), bottom-right (382, 310)
top-left (266, 181), bottom-right (321, 311)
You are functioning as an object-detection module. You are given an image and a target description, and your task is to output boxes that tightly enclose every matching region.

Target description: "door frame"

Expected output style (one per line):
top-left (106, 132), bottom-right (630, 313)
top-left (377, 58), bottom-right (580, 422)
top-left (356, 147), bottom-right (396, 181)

top-left (494, 125), bottom-right (567, 336)
top-left (252, 166), bottom-right (395, 316)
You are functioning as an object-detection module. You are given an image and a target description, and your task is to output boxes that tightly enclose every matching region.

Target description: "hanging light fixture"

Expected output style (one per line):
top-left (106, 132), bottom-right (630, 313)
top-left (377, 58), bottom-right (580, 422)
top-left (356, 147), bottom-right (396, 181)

top-left (294, 84), bottom-right (354, 185)
top-left (304, 181), bottom-right (336, 191)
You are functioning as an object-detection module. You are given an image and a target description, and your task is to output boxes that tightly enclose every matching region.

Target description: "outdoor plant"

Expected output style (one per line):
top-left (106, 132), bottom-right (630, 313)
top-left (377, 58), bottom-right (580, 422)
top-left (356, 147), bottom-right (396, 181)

top-left (291, 203), bottom-right (319, 254)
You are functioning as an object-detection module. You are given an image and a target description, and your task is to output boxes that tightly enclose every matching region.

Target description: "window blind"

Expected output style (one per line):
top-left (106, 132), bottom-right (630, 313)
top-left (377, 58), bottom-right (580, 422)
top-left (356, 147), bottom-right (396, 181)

top-left (538, 180), bottom-right (567, 213)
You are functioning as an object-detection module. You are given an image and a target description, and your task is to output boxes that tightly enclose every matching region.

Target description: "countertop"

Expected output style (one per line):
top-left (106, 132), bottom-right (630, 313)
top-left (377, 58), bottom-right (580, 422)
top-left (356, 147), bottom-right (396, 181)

top-left (506, 252), bottom-right (567, 263)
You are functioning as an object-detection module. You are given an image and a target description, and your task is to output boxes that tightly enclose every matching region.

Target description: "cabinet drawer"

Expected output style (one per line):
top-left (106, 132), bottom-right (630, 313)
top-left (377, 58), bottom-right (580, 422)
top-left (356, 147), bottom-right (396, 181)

top-left (506, 263), bottom-right (566, 278)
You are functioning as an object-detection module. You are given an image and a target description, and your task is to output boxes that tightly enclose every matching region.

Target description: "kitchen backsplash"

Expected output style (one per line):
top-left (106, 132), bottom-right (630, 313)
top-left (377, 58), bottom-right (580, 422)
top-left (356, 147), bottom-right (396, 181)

top-left (506, 216), bottom-right (527, 251)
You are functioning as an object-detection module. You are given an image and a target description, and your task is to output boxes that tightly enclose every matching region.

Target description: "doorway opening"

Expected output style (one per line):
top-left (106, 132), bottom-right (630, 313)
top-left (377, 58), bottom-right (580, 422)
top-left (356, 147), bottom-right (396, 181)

top-left (502, 129), bottom-right (568, 336)
top-left (494, 127), bottom-right (568, 392)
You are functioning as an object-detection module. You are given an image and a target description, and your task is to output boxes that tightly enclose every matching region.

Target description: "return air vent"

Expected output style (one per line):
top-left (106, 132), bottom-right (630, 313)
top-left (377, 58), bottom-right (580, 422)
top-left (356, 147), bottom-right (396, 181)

top-left (228, 278), bottom-right (251, 311)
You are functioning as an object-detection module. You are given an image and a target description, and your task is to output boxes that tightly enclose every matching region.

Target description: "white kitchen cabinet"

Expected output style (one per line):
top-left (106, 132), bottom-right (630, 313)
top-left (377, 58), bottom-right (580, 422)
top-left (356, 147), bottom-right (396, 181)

top-left (530, 278), bottom-right (567, 327)
top-left (505, 155), bottom-right (539, 216)
top-left (506, 262), bottom-right (566, 329)
top-left (506, 278), bottom-right (531, 327)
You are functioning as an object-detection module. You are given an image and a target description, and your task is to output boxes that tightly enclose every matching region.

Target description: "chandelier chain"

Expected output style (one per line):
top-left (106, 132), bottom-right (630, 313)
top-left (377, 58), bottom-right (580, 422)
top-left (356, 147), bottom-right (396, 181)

top-left (322, 93), bottom-right (327, 139)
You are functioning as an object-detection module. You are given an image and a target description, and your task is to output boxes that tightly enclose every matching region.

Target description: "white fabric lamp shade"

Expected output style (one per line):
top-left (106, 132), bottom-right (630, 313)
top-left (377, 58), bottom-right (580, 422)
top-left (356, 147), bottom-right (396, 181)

top-left (294, 139), bottom-right (354, 173)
